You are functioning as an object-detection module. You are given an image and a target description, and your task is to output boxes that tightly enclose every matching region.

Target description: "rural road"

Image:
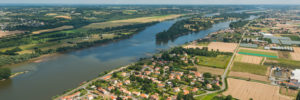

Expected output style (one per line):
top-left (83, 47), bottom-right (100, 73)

top-left (195, 31), bottom-right (245, 97)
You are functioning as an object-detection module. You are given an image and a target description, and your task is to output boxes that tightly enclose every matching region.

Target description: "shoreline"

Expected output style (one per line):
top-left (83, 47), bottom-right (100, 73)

top-left (0, 70), bottom-right (29, 81)
top-left (54, 63), bottom-right (134, 99)
top-left (0, 15), bottom-right (185, 69)
top-left (2, 53), bottom-right (62, 69)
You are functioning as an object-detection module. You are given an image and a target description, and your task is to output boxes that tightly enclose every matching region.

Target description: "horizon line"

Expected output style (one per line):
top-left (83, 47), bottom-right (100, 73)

top-left (0, 3), bottom-right (300, 6)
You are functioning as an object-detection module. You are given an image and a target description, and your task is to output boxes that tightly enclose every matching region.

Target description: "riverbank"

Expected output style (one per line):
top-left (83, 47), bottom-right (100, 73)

top-left (53, 63), bottom-right (133, 99)
top-left (0, 15), bottom-right (184, 68)
top-left (0, 15), bottom-right (233, 100)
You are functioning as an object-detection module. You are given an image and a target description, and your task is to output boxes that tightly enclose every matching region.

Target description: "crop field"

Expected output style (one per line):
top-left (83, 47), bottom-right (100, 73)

top-left (83, 14), bottom-right (181, 29)
top-left (55, 15), bottom-right (72, 19)
top-left (265, 58), bottom-right (300, 68)
top-left (290, 47), bottom-right (300, 61)
top-left (229, 71), bottom-right (269, 82)
top-left (185, 42), bottom-right (238, 53)
top-left (281, 34), bottom-right (300, 41)
top-left (232, 62), bottom-right (267, 76)
top-left (238, 48), bottom-right (278, 58)
top-left (223, 78), bottom-right (291, 100)
top-left (0, 30), bottom-right (24, 38)
top-left (278, 51), bottom-right (291, 59)
top-left (196, 55), bottom-right (231, 69)
top-left (196, 66), bottom-right (224, 75)
top-left (235, 54), bottom-right (263, 64)
top-left (32, 26), bottom-right (74, 34)
top-left (280, 87), bottom-right (298, 97)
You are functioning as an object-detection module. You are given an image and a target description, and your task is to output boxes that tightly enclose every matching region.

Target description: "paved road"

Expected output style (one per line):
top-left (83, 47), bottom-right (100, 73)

top-left (194, 32), bottom-right (245, 97)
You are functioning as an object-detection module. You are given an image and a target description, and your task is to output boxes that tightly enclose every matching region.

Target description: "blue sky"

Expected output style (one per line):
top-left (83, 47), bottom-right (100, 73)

top-left (0, 0), bottom-right (300, 4)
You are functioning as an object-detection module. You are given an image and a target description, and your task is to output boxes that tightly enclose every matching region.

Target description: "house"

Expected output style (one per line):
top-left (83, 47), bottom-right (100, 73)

top-left (124, 80), bottom-right (131, 85)
top-left (116, 82), bottom-right (123, 87)
top-left (144, 71), bottom-right (151, 75)
top-left (188, 75), bottom-right (193, 79)
top-left (206, 84), bottom-right (212, 89)
top-left (176, 75), bottom-right (181, 80)
top-left (107, 86), bottom-right (115, 91)
top-left (103, 75), bottom-right (112, 80)
top-left (183, 89), bottom-right (190, 95)
top-left (140, 93), bottom-right (149, 98)
top-left (173, 87), bottom-right (180, 92)
top-left (169, 74), bottom-right (175, 80)
top-left (164, 66), bottom-right (169, 69)
top-left (98, 87), bottom-right (108, 94)
top-left (121, 72), bottom-right (127, 77)
top-left (154, 71), bottom-right (160, 75)
top-left (155, 67), bottom-right (161, 71)
top-left (60, 91), bottom-right (81, 100)
top-left (132, 91), bottom-right (141, 96)
top-left (192, 88), bottom-right (198, 93)
top-left (120, 88), bottom-right (131, 95)
top-left (150, 94), bottom-right (159, 100)
top-left (111, 96), bottom-right (117, 100)
top-left (195, 72), bottom-right (202, 77)
top-left (87, 94), bottom-right (94, 100)
top-left (124, 96), bottom-right (132, 100)
top-left (167, 96), bottom-right (177, 100)
top-left (158, 83), bottom-right (165, 87)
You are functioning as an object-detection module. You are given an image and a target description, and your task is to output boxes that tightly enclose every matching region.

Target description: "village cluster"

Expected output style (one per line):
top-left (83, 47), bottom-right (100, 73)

top-left (60, 50), bottom-right (222, 100)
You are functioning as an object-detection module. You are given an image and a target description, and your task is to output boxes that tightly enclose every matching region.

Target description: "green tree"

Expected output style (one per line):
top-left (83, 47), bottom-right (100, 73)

top-left (296, 90), bottom-right (300, 100)
top-left (177, 91), bottom-right (184, 100)
top-left (203, 72), bottom-right (212, 78)
top-left (0, 68), bottom-right (11, 80)
top-left (225, 95), bottom-right (233, 100)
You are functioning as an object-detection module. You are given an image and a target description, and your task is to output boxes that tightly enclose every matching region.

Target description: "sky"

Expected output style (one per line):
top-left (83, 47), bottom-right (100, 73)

top-left (0, 0), bottom-right (300, 5)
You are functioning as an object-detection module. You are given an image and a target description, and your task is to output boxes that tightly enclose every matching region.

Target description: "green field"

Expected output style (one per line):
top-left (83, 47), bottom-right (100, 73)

top-left (195, 93), bottom-right (218, 100)
top-left (238, 49), bottom-right (277, 58)
top-left (232, 62), bottom-right (267, 76)
top-left (281, 35), bottom-right (300, 41)
top-left (196, 55), bottom-right (231, 69)
top-left (265, 58), bottom-right (300, 69)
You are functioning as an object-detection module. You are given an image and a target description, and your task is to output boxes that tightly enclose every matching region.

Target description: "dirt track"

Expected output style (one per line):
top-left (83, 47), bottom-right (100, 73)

top-left (223, 78), bottom-right (292, 100)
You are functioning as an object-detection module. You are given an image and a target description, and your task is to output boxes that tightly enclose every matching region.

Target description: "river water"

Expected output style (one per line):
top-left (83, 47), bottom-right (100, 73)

top-left (0, 18), bottom-right (232, 100)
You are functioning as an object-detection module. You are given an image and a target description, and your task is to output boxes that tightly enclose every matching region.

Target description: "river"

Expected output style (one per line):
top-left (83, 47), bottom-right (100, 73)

top-left (0, 18), bottom-right (232, 100)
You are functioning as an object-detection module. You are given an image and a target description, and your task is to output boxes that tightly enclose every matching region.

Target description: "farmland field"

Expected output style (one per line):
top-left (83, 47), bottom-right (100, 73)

top-left (278, 51), bottom-right (291, 59)
top-left (223, 78), bottom-right (291, 100)
top-left (232, 62), bottom-right (267, 76)
top-left (280, 87), bottom-right (298, 97)
top-left (265, 58), bottom-right (300, 68)
top-left (196, 55), bottom-right (231, 69)
top-left (238, 48), bottom-right (278, 58)
top-left (235, 54), bottom-right (263, 64)
top-left (229, 71), bottom-right (269, 82)
top-left (83, 14), bottom-right (181, 29)
top-left (281, 34), bottom-right (300, 41)
top-left (290, 47), bottom-right (300, 61)
top-left (196, 66), bottom-right (224, 75)
top-left (32, 26), bottom-right (74, 34)
top-left (185, 42), bottom-right (238, 53)
top-left (0, 30), bottom-right (24, 38)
